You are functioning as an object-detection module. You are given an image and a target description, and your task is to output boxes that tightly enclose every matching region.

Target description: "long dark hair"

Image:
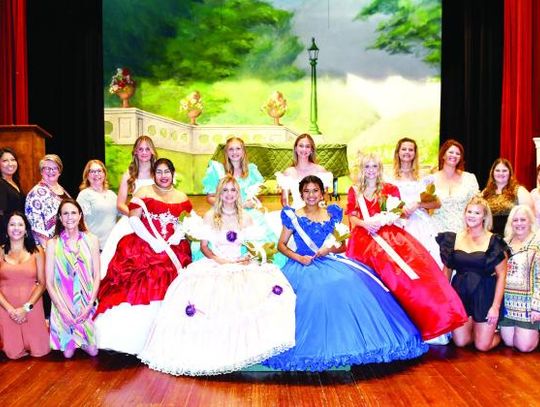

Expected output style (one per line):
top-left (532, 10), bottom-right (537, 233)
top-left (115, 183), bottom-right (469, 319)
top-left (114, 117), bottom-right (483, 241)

top-left (54, 198), bottom-right (87, 236)
top-left (0, 147), bottom-right (22, 190)
top-left (2, 211), bottom-right (38, 254)
top-left (299, 175), bottom-right (324, 194)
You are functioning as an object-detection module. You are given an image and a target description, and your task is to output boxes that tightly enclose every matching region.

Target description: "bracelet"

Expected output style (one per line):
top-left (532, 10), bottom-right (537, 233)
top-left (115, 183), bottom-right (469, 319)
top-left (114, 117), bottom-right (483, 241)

top-left (23, 302), bottom-right (33, 312)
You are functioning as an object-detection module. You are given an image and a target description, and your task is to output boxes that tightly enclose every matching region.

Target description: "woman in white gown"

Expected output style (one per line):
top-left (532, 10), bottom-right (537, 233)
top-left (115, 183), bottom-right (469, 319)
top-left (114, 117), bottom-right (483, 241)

top-left (100, 136), bottom-right (156, 277)
top-left (388, 137), bottom-right (443, 267)
top-left (139, 175), bottom-right (295, 376)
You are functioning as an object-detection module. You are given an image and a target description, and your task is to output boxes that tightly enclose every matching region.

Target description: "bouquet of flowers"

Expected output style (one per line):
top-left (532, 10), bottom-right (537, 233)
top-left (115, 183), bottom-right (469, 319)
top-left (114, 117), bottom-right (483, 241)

top-left (373, 194), bottom-right (405, 226)
top-left (244, 241), bottom-right (278, 264)
top-left (179, 91), bottom-right (203, 112)
top-left (261, 91), bottom-right (287, 117)
top-left (177, 211), bottom-right (208, 241)
top-left (323, 222), bottom-right (351, 249)
top-left (109, 68), bottom-right (135, 94)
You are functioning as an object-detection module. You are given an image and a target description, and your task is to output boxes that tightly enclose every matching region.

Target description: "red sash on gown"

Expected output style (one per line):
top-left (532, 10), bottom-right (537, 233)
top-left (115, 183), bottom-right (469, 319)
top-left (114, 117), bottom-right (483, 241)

top-left (345, 184), bottom-right (467, 340)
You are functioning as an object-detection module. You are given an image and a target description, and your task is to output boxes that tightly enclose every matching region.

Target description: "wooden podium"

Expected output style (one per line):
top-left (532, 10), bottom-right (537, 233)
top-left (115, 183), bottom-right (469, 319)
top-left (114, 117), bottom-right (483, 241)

top-left (0, 125), bottom-right (52, 193)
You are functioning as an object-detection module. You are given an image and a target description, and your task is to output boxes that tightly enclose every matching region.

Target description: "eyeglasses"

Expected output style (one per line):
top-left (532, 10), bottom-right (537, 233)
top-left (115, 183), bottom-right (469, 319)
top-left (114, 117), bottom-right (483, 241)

top-left (42, 166), bottom-right (59, 173)
top-left (89, 169), bottom-right (104, 174)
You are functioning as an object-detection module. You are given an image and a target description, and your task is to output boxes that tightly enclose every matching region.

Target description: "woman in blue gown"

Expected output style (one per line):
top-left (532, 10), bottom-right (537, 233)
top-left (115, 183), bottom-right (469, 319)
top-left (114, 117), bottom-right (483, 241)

top-left (263, 175), bottom-right (428, 371)
top-left (201, 136), bottom-right (286, 266)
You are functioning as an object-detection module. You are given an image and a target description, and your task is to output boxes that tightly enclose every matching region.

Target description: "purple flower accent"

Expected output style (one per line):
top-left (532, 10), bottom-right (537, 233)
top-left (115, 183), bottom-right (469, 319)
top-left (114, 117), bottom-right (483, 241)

top-left (226, 230), bottom-right (237, 243)
top-left (272, 285), bottom-right (283, 295)
top-left (185, 304), bottom-right (196, 317)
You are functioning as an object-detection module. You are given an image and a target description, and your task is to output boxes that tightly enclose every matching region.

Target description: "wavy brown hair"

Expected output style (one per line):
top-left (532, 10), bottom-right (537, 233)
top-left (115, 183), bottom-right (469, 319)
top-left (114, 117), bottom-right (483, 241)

top-left (482, 158), bottom-right (519, 201)
top-left (54, 198), bottom-right (88, 236)
top-left (438, 139), bottom-right (465, 171)
top-left (127, 136), bottom-right (157, 194)
top-left (393, 137), bottom-right (419, 180)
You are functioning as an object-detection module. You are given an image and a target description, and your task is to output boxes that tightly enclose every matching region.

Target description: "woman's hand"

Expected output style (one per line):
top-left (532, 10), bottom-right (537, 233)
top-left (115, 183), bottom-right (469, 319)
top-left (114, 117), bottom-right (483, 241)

top-left (10, 307), bottom-right (27, 324)
top-left (402, 202), bottom-right (419, 217)
top-left (315, 247), bottom-right (331, 258)
top-left (362, 219), bottom-right (381, 234)
top-left (297, 255), bottom-right (314, 265)
top-left (243, 199), bottom-right (256, 209)
top-left (485, 306), bottom-right (500, 325)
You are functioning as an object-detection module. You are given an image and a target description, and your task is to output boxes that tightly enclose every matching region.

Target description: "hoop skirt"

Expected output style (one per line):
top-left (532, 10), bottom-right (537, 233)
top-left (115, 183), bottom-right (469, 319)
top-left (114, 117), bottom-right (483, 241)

top-left (262, 205), bottom-right (428, 371)
top-left (94, 197), bottom-right (192, 354)
top-left (346, 184), bottom-right (468, 340)
top-left (139, 226), bottom-right (295, 376)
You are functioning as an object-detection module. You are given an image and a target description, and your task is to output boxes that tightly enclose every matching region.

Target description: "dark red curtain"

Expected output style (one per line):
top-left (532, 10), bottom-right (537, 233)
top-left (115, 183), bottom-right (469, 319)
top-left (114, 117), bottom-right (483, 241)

top-left (0, 0), bottom-right (28, 124)
top-left (500, 0), bottom-right (539, 189)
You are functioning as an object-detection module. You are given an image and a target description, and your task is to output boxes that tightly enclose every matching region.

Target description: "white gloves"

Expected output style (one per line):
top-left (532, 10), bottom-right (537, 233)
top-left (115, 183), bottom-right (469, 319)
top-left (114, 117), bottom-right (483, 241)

top-left (129, 216), bottom-right (167, 254)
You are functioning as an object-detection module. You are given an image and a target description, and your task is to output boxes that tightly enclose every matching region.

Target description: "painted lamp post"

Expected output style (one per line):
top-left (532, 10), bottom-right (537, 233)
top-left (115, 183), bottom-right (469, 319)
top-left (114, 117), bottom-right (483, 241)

top-left (308, 37), bottom-right (321, 135)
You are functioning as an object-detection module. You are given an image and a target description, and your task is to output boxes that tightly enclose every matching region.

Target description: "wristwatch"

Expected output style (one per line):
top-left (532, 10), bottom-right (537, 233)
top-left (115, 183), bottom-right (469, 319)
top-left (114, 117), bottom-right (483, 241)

top-left (23, 302), bottom-right (33, 312)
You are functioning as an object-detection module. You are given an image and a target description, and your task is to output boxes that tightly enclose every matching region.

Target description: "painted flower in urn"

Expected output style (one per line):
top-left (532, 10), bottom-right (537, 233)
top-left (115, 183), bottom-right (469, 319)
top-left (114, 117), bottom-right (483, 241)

top-left (180, 91), bottom-right (204, 125)
top-left (261, 91), bottom-right (287, 125)
top-left (109, 67), bottom-right (136, 108)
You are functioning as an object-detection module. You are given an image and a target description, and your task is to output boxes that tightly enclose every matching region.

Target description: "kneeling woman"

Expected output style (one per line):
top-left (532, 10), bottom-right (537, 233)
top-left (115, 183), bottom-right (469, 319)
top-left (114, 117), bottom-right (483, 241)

top-left (139, 175), bottom-right (295, 375)
top-left (95, 158), bottom-right (192, 355)
top-left (263, 175), bottom-right (427, 371)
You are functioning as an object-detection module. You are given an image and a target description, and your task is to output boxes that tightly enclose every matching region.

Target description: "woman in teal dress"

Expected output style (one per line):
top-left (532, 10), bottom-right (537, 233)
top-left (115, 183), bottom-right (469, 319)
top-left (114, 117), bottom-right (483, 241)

top-left (263, 175), bottom-right (428, 371)
top-left (200, 136), bottom-right (286, 266)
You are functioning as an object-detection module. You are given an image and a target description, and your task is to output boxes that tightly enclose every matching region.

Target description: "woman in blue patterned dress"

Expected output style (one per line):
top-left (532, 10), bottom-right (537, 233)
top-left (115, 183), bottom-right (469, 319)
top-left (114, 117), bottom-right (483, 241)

top-left (263, 175), bottom-right (427, 371)
top-left (201, 136), bottom-right (285, 265)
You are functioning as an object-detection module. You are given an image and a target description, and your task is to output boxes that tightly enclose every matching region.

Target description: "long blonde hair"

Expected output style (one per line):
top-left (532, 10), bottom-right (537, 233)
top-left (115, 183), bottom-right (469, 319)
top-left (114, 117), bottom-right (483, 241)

top-left (79, 159), bottom-right (109, 191)
top-left (355, 152), bottom-right (384, 195)
top-left (223, 137), bottom-right (249, 178)
top-left (393, 137), bottom-right (419, 180)
top-left (127, 135), bottom-right (157, 194)
top-left (504, 205), bottom-right (537, 242)
top-left (292, 133), bottom-right (318, 166)
top-left (212, 175), bottom-right (243, 230)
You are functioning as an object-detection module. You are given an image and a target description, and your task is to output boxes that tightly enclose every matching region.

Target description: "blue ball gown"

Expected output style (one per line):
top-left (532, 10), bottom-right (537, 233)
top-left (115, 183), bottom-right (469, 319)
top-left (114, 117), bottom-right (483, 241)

top-left (262, 204), bottom-right (428, 371)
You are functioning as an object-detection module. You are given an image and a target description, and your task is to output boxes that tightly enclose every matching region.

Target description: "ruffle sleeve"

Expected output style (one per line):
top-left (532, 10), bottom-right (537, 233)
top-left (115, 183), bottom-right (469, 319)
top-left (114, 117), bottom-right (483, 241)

top-left (248, 163), bottom-right (264, 184)
top-left (202, 161), bottom-right (225, 194)
top-left (346, 186), bottom-right (359, 216)
top-left (327, 204), bottom-right (343, 223)
top-left (382, 183), bottom-right (401, 199)
top-left (435, 232), bottom-right (456, 268)
top-left (486, 234), bottom-right (509, 269)
top-left (280, 207), bottom-right (295, 230)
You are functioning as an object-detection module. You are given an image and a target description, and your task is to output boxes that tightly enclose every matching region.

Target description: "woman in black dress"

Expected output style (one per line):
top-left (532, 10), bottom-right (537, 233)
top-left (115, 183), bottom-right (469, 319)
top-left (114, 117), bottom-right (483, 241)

top-left (0, 148), bottom-right (25, 244)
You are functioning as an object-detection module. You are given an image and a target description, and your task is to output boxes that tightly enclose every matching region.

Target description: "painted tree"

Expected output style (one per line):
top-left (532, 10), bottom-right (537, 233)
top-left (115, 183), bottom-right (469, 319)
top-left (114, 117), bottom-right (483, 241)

top-left (357, 0), bottom-right (441, 68)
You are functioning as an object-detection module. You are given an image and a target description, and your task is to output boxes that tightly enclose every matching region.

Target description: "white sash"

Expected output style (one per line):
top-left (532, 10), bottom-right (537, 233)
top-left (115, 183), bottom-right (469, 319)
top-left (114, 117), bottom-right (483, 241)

top-left (283, 209), bottom-right (389, 291)
top-left (354, 187), bottom-right (419, 280)
top-left (131, 197), bottom-right (183, 274)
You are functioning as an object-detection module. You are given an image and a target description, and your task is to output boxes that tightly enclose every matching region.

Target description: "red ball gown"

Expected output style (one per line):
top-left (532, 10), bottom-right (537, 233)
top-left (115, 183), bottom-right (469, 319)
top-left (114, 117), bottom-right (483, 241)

top-left (95, 197), bottom-right (192, 354)
top-left (346, 183), bottom-right (467, 340)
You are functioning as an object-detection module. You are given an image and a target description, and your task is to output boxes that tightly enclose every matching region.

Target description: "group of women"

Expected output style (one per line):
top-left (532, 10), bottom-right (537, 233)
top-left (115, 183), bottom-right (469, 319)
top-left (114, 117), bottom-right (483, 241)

top-left (0, 133), bottom-right (539, 375)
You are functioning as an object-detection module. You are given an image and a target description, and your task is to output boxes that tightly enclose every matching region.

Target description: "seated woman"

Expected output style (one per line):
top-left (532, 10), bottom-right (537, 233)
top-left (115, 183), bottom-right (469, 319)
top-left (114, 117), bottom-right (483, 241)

top-left (202, 136), bottom-right (285, 265)
top-left (437, 196), bottom-right (508, 351)
top-left (0, 211), bottom-right (49, 359)
top-left (346, 153), bottom-right (468, 341)
top-left (500, 205), bottom-right (540, 352)
top-left (482, 158), bottom-right (533, 236)
top-left (263, 175), bottom-right (428, 371)
top-left (45, 199), bottom-right (101, 358)
top-left (139, 175), bottom-right (295, 376)
top-left (95, 158), bottom-right (192, 355)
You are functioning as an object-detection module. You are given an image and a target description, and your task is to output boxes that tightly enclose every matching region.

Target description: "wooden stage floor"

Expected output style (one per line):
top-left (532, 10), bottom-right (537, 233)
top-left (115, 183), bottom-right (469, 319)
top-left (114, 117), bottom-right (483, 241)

top-left (1, 345), bottom-right (539, 406)
top-left (2, 195), bottom-right (539, 406)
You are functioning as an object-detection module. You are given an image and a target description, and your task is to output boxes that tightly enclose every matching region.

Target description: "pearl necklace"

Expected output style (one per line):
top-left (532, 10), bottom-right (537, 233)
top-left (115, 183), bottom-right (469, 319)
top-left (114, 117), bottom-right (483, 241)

top-left (221, 207), bottom-right (237, 215)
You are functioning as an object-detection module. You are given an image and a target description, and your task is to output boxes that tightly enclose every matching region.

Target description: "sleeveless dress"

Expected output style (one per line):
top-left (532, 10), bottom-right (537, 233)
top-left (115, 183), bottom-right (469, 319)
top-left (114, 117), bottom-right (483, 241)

top-left (262, 205), bottom-right (428, 371)
top-left (50, 232), bottom-right (97, 352)
top-left (346, 184), bottom-right (468, 340)
top-left (200, 161), bottom-right (286, 266)
top-left (100, 178), bottom-right (154, 278)
top-left (0, 178), bottom-right (25, 245)
top-left (94, 197), bottom-right (192, 355)
top-left (437, 232), bottom-right (508, 322)
top-left (388, 176), bottom-right (443, 267)
top-left (431, 171), bottom-right (479, 233)
top-left (484, 186), bottom-right (518, 236)
top-left (139, 225), bottom-right (296, 376)
top-left (0, 253), bottom-right (50, 359)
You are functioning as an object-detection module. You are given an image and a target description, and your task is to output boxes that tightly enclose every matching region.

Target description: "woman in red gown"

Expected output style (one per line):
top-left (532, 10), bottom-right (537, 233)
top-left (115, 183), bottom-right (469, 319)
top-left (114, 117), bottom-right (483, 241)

top-left (346, 153), bottom-right (467, 340)
top-left (94, 158), bottom-right (192, 355)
